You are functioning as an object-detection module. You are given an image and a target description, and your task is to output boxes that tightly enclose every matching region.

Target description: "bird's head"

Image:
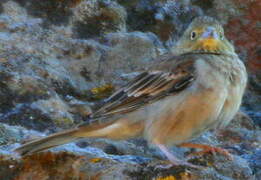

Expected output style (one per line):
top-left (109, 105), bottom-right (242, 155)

top-left (172, 16), bottom-right (235, 56)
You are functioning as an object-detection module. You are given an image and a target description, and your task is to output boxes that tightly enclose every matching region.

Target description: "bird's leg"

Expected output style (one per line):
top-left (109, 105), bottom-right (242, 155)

top-left (179, 143), bottom-right (233, 160)
top-left (155, 143), bottom-right (202, 169)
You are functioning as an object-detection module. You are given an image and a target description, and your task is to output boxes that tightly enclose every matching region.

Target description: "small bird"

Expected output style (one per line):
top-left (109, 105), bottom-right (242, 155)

top-left (14, 16), bottom-right (247, 167)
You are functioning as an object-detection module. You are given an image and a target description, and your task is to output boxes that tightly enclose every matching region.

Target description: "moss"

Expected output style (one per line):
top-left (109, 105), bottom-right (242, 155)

top-left (54, 117), bottom-right (74, 127)
top-left (90, 84), bottom-right (115, 101)
top-left (154, 170), bottom-right (196, 180)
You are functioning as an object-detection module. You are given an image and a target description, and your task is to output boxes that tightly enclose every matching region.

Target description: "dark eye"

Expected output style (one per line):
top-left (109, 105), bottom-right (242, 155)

top-left (190, 31), bottom-right (197, 40)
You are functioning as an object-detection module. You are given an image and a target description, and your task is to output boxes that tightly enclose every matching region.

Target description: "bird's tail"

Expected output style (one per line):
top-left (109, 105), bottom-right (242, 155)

top-left (14, 119), bottom-right (143, 156)
top-left (14, 128), bottom-right (81, 156)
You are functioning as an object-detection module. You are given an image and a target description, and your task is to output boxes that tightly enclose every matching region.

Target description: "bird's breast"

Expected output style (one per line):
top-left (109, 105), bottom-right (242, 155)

top-left (144, 82), bottom-right (227, 145)
top-left (144, 56), bottom-right (247, 146)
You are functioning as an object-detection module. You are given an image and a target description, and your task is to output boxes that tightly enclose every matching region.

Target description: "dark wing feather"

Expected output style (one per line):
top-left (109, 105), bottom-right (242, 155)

top-left (88, 54), bottom-right (196, 123)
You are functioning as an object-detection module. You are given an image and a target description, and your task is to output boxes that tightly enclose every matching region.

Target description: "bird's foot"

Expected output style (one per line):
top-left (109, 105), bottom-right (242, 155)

top-left (154, 160), bottom-right (203, 170)
top-left (180, 143), bottom-right (233, 160)
top-left (172, 160), bottom-right (204, 169)
top-left (155, 143), bottom-right (203, 170)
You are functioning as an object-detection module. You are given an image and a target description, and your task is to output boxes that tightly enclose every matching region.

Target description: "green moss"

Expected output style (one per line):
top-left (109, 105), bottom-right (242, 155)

top-left (90, 84), bottom-right (115, 100)
top-left (54, 117), bottom-right (74, 127)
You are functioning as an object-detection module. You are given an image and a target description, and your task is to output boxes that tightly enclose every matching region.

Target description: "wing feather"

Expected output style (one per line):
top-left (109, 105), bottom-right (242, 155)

top-left (89, 54), bottom-right (197, 122)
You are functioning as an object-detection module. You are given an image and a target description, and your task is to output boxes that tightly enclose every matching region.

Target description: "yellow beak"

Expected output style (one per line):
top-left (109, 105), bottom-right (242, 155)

top-left (199, 38), bottom-right (219, 51)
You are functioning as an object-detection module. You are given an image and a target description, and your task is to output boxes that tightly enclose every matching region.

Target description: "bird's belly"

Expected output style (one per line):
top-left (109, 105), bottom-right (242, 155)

top-left (144, 85), bottom-right (227, 146)
top-left (216, 83), bottom-right (245, 128)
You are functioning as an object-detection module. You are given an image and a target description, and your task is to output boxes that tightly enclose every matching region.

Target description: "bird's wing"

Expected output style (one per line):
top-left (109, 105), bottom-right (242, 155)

top-left (87, 54), bottom-right (197, 124)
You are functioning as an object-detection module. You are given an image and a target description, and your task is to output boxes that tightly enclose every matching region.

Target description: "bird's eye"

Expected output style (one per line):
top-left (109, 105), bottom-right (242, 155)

top-left (190, 31), bottom-right (197, 40)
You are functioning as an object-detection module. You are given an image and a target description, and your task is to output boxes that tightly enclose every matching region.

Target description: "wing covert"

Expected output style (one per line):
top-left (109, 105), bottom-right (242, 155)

top-left (89, 54), bottom-right (197, 121)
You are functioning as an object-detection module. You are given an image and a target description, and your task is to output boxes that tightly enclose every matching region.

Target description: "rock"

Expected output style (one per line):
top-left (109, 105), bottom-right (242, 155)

top-left (72, 0), bottom-right (127, 39)
top-left (118, 0), bottom-right (203, 45)
top-left (98, 31), bottom-right (163, 85)
top-left (0, 0), bottom-right (163, 131)
top-left (0, 151), bottom-right (255, 180)
top-left (0, 122), bottom-right (43, 152)
top-left (215, 112), bottom-right (260, 156)
top-left (0, 111), bottom-right (259, 179)
top-left (0, 123), bottom-right (21, 146)
top-left (11, 0), bottom-right (81, 25)
top-left (0, 0), bottom-right (260, 179)
top-left (222, 0), bottom-right (261, 122)
top-left (242, 149), bottom-right (261, 180)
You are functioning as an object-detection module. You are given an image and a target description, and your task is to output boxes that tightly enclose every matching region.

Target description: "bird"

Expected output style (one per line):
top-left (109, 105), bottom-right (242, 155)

top-left (14, 16), bottom-right (247, 168)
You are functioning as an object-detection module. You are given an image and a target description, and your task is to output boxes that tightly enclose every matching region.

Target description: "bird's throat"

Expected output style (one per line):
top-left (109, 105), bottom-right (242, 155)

top-left (197, 38), bottom-right (220, 52)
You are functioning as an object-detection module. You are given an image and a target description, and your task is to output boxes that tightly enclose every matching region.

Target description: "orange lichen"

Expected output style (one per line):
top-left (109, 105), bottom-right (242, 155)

top-left (155, 175), bottom-right (176, 180)
top-left (179, 171), bottom-right (194, 180)
top-left (12, 152), bottom-right (87, 180)
top-left (155, 171), bottom-right (194, 180)
top-left (89, 157), bottom-right (102, 163)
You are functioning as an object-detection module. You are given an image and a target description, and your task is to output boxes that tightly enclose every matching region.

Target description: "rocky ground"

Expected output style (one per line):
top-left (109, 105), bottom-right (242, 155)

top-left (0, 0), bottom-right (260, 180)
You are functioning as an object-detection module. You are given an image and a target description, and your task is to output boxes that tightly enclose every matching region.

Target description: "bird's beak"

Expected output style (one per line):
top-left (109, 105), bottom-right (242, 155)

top-left (201, 27), bottom-right (219, 39)
top-left (198, 27), bottom-right (220, 52)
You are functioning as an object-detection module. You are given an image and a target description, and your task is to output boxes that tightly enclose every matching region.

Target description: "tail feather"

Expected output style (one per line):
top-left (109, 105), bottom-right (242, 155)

top-left (14, 128), bottom-right (80, 156)
top-left (14, 120), bottom-right (138, 156)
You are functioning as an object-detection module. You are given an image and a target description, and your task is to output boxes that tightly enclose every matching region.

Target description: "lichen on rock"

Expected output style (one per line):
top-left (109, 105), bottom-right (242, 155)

top-left (0, 0), bottom-right (260, 179)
